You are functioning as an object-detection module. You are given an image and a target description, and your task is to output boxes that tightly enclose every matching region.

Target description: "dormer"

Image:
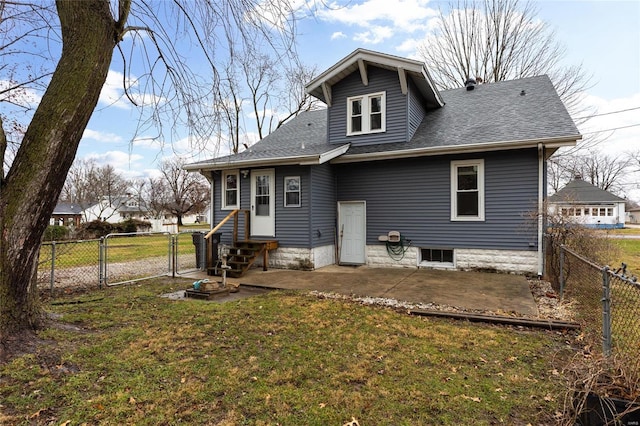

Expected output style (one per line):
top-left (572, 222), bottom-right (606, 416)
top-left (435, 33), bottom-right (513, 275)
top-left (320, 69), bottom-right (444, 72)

top-left (305, 49), bottom-right (444, 147)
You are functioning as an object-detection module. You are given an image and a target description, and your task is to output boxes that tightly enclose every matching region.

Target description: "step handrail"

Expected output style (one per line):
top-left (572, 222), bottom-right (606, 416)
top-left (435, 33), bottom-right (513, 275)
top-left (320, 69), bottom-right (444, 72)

top-left (205, 209), bottom-right (250, 241)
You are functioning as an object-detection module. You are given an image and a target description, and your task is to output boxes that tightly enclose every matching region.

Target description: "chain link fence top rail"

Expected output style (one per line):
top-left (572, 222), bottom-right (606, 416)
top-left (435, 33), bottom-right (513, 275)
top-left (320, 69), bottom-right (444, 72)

top-left (560, 246), bottom-right (640, 358)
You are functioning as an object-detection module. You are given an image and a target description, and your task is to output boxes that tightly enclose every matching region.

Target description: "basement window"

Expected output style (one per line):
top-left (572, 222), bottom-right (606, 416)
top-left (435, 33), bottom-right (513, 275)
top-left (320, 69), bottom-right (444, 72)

top-left (420, 248), bottom-right (454, 267)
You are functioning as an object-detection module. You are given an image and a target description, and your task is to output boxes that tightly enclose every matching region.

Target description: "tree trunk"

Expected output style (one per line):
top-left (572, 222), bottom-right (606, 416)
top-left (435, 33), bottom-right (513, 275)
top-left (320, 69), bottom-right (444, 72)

top-left (0, 0), bottom-right (121, 344)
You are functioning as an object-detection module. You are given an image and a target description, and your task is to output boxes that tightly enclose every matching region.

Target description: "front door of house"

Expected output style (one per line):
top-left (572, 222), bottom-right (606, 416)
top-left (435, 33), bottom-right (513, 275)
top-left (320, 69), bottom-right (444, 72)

top-left (338, 201), bottom-right (366, 265)
top-left (251, 169), bottom-right (275, 237)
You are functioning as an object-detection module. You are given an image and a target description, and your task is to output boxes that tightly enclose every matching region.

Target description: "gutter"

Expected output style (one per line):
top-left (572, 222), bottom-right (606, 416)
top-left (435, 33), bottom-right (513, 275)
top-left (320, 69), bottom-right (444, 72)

top-left (538, 143), bottom-right (544, 278)
top-left (331, 135), bottom-right (580, 164)
top-left (183, 144), bottom-right (350, 172)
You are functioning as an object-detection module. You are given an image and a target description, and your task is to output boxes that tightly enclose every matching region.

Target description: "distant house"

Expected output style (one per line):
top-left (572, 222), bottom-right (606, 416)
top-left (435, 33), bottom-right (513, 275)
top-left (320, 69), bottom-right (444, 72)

top-left (185, 48), bottom-right (580, 275)
top-left (627, 207), bottom-right (640, 224)
top-left (50, 202), bottom-right (83, 227)
top-left (82, 194), bottom-right (149, 223)
top-left (548, 178), bottom-right (626, 229)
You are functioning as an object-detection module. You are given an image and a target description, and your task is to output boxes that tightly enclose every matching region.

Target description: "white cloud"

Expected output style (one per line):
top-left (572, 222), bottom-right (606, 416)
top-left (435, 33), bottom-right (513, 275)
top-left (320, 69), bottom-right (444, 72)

top-left (82, 129), bottom-right (123, 143)
top-left (98, 70), bottom-right (134, 110)
top-left (577, 92), bottom-right (640, 155)
top-left (354, 26), bottom-right (394, 44)
top-left (331, 31), bottom-right (347, 40)
top-left (318, 0), bottom-right (436, 34)
top-left (0, 79), bottom-right (41, 108)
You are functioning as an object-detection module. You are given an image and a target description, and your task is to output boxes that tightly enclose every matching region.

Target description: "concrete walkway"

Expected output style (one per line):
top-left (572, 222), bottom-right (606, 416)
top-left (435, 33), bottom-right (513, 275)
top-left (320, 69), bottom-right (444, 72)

top-left (223, 265), bottom-right (539, 317)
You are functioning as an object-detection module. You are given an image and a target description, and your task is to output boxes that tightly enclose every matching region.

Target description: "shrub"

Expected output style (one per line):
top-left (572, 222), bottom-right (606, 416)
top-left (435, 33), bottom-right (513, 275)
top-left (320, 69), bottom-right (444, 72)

top-left (76, 220), bottom-right (115, 239)
top-left (43, 225), bottom-right (69, 241)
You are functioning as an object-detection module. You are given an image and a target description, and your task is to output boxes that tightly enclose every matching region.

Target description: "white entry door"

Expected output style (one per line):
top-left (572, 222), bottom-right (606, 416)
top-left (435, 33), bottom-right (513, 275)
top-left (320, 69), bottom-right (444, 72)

top-left (251, 169), bottom-right (275, 237)
top-left (338, 201), bottom-right (366, 264)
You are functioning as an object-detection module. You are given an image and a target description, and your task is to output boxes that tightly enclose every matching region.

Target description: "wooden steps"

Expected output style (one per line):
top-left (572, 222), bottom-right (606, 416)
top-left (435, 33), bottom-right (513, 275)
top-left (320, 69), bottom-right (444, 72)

top-left (207, 240), bottom-right (278, 278)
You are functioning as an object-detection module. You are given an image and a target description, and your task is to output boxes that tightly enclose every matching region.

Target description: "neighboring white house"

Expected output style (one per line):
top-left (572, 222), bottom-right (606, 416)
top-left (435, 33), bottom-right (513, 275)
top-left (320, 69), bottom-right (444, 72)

top-left (548, 178), bottom-right (626, 229)
top-left (82, 194), bottom-right (149, 223)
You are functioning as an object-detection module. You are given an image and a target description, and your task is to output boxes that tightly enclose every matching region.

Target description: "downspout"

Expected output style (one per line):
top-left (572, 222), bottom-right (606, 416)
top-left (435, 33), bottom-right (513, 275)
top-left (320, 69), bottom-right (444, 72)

top-left (537, 143), bottom-right (544, 278)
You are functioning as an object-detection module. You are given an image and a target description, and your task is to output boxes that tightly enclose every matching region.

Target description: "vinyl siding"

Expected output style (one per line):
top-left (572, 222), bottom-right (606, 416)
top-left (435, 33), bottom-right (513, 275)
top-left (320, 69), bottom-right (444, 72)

top-left (336, 148), bottom-right (539, 251)
top-left (210, 170), bottom-right (248, 246)
top-left (310, 163), bottom-right (337, 248)
top-left (328, 66), bottom-right (408, 146)
top-left (275, 166), bottom-right (311, 247)
top-left (407, 78), bottom-right (427, 140)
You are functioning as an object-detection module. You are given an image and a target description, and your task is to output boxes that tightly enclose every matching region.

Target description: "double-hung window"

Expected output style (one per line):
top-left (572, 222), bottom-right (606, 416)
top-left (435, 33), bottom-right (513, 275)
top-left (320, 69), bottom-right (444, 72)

top-left (222, 170), bottom-right (239, 210)
top-left (284, 176), bottom-right (301, 207)
top-left (451, 159), bottom-right (485, 221)
top-left (347, 92), bottom-right (386, 135)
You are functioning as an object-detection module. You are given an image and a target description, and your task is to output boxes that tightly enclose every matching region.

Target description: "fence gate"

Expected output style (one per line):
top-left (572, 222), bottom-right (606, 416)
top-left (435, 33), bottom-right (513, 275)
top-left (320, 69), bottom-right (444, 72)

top-left (100, 232), bottom-right (173, 286)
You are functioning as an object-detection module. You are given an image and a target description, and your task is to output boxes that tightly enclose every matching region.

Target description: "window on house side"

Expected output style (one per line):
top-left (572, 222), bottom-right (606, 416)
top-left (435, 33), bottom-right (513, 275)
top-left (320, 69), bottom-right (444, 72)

top-left (347, 92), bottom-right (386, 135)
top-left (284, 176), bottom-right (301, 207)
top-left (222, 170), bottom-right (239, 210)
top-left (451, 160), bottom-right (484, 221)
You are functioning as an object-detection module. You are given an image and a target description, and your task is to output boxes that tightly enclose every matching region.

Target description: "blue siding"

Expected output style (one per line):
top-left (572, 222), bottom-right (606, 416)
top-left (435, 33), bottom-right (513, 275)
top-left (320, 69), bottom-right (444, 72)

top-left (275, 166), bottom-right (311, 247)
top-left (328, 66), bottom-right (408, 146)
top-left (310, 163), bottom-right (337, 248)
top-left (210, 170), bottom-right (246, 246)
top-left (407, 79), bottom-right (427, 140)
top-left (336, 149), bottom-right (539, 251)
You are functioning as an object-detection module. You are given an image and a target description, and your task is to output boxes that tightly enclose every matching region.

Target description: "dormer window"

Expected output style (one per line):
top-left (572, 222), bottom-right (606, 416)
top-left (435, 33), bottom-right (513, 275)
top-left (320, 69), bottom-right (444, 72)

top-left (347, 91), bottom-right (386, 135)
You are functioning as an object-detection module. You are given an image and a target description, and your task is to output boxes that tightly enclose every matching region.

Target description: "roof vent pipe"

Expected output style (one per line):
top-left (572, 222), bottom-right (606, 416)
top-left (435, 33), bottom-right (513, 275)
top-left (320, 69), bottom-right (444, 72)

top-left (464, 78), bottom-right (476, 91)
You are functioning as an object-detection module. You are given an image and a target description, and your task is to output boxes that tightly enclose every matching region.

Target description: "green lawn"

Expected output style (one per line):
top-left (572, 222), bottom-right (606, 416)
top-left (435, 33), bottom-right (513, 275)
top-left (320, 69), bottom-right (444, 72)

top-left (1, 280), bottom-right (573, 425)
top-left (611, 237), bottom-right (640, 273)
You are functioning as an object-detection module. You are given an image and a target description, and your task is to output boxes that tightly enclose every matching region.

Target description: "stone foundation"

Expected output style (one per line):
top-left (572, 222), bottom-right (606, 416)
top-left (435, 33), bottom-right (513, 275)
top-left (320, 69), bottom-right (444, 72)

top-left (263, 245), bottom-right (335, 270)
top-left (455, 248), bottom-right (537, 274)
top-left (366, 245), bottom-right (418, 268)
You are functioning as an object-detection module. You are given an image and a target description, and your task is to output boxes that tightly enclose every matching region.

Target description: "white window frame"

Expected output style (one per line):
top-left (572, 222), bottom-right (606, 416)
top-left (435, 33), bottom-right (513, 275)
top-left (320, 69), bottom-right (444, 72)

top-left (221, 170), bottom-right (240, 210)
top-left (284, 176), bottom-right (301, 208)
top-left (347, 91), bottom-right (386, 136)
top-left (451, 159), bottom-right (485, 221)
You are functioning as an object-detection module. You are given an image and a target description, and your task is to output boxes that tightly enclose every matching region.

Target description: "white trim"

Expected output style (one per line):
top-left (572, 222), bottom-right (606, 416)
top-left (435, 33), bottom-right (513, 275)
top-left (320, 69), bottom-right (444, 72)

top-left (221, 170), bottom-right (240, 210)
top-left (347, 91), bottom-right (386, 136)
top-left (451, 159), bottom-right (485, 221)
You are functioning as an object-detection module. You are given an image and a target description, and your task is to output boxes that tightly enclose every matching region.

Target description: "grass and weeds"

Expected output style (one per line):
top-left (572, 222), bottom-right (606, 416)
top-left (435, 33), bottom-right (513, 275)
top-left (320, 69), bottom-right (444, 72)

top-left (1, 279), bottom-right (574, 425)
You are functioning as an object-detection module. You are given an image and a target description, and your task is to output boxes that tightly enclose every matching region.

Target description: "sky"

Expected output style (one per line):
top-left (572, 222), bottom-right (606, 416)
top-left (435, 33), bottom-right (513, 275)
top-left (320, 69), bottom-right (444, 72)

top-left (12, 0), bottom-right (640, 199)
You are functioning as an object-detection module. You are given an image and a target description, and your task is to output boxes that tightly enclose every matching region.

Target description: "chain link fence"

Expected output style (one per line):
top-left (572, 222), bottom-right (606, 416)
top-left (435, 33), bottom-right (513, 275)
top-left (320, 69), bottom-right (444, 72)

top-left (37, 231), bottom-right (208, 293)
top-left (38, 239), bottom-right (102, 292)
top-left (559, 245), bottom-right (640, 358)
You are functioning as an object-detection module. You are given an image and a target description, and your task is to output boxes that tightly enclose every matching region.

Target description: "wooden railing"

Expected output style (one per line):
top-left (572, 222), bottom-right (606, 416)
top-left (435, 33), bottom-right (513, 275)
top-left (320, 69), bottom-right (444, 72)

top-left (205, 209), bottom-right (249, 242)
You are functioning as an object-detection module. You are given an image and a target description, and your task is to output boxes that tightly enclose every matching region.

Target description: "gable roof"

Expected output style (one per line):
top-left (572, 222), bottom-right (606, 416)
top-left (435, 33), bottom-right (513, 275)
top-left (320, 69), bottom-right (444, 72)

top-left (185, 51), bottom-right (580, 172)
top-left (548, 179), bottom-right (626, 203)
top-left (305, 48), bottom-right (444, 109)
top-left (334, 75), bottom-right (579, 163)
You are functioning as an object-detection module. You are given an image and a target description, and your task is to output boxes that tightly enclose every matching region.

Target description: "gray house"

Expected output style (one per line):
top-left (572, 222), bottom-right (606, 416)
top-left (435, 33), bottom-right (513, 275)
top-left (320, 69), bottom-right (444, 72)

top-left (185, 49), bottom-right (580, 276)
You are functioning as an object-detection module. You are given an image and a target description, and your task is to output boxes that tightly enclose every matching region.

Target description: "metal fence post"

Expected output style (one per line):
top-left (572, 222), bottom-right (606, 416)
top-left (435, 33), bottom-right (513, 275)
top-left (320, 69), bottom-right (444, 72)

top-left (50, 241), bottom-right (56, 295)
top-left (559, 244), bottom-right (565, 300)
top-left (171, 235), bottom-right (176, 278)
top-left (602, 266), bottom-right (612, 357)
top-left (99, 237), bottom-right (105, 288)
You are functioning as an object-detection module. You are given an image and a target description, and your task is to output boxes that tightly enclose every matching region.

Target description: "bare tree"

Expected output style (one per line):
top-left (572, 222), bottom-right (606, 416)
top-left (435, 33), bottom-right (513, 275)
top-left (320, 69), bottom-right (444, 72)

top-left (215, 44), bottom-right (320, 154)
top-left (417, 0), bottom-right (591, 118)
top-left (61, 159), bottom-right (131, 221)
top-left (548, 151), bottom-right (632, 196)
top-left (150, 158), bottom-right (209, 226)
top-left (0, 0), bottom-right (301, 353)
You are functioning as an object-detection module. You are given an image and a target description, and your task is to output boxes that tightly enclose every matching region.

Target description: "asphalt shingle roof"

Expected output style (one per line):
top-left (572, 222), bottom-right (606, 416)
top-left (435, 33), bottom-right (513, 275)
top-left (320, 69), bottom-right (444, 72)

top-left (548, 179), bottom-right (625, 203)
top-left (188, 75), bottom-right (579, 169)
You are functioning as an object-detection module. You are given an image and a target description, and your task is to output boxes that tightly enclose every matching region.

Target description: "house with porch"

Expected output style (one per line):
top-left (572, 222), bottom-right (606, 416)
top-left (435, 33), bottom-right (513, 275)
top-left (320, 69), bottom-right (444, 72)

top-left (185, 49), bottom-right (580, 277)
top-left (548, 178), bottom-right (626, 229)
